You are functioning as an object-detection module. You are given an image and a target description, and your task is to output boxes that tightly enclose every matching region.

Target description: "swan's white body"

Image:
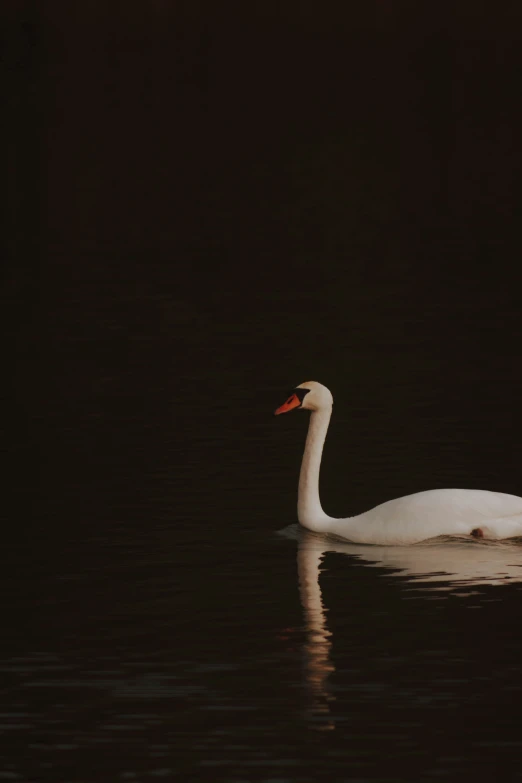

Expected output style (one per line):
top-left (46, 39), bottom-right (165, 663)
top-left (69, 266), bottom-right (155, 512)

top-left (305, 485), bottom-right (522, 545)
top-left (277, 381), bottom-right (522, 545)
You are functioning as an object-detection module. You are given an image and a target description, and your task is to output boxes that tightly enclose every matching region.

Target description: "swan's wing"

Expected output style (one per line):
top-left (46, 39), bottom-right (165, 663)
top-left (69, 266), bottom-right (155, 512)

top-left (332, 488), bottom-right (522, 544)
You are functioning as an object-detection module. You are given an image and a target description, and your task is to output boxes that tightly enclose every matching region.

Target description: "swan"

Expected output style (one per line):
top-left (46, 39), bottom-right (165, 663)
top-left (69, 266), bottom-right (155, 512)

top-left (275, 381), bottom-right (522, 545)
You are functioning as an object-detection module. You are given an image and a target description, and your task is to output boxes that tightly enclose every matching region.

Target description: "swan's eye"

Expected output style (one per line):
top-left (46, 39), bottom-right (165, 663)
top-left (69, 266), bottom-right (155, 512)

top-left (294, 388), bottom-right (311, 404)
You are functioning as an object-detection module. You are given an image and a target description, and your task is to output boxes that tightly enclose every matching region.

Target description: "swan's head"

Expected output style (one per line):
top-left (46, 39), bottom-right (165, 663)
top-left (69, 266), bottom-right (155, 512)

top-left (274, 381), bottom-right (333, 415)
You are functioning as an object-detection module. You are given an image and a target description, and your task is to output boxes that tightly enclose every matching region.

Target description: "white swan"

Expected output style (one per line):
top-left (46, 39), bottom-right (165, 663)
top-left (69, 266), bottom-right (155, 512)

top-left (275, 381), bottom-right (522, 545)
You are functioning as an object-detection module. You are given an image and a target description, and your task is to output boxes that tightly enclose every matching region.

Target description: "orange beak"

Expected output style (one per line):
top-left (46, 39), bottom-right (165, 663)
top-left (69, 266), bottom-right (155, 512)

top-left (274, 393), bottom-right (301, 415)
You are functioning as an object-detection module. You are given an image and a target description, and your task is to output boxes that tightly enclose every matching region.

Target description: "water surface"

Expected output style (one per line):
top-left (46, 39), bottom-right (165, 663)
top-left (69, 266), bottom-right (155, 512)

top-left (8, 4), bottom-right (522, 779)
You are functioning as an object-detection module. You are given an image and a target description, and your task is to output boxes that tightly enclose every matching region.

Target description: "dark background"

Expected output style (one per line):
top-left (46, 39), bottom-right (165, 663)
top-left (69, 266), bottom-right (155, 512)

top-left (5, 2), bottom-right (522, 781)
top-left (8, 0), bottom-right (522, 519)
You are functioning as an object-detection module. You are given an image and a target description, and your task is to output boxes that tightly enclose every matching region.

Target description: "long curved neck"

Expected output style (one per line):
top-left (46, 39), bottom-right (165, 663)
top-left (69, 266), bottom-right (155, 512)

top-left (298, 406), bottom-right (332, 530)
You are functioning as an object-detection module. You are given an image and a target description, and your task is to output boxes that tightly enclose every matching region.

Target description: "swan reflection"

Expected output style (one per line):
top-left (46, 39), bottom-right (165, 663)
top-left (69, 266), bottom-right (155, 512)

top-left (297, 541), bottom-right (335, 730)
top-left (294, 526), bottom-right (522, 730)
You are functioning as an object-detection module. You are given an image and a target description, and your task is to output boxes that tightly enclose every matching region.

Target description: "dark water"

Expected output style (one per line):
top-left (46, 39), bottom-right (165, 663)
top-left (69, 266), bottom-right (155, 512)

top-left (7, 277), bottom-right (522, 782)
top-left (7, 3), bottom-right (522, 781)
